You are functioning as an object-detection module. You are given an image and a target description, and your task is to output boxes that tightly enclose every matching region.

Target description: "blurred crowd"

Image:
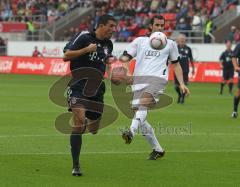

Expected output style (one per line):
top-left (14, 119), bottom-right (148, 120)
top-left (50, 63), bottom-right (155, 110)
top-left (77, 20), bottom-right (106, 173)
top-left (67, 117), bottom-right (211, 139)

top-left (0, 0), bottom-right (239, 43)
top-left (89, 0), bottom-right (239, 42)
top-left (0, 0), bottom-right (92, 23)
top-left (226, 25), bottom-right (240, 43)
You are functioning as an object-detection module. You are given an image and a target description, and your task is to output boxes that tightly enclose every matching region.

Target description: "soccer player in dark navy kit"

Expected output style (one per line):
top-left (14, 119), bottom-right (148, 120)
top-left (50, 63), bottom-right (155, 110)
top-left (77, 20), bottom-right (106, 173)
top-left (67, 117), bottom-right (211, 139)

top-left (231, 42), bottom-right (240, 118)
top-left (63, 15), bottom-right (116, 176)
top-left (219, 40), bottom-right (234, 95)
top-left (174, 34), bottom-right (195, 104)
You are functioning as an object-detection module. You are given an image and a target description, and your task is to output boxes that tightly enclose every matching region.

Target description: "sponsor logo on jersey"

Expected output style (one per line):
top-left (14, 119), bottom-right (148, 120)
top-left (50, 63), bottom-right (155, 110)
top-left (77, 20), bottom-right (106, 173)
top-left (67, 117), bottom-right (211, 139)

top-left (144, 50), bottom-right (160, 57)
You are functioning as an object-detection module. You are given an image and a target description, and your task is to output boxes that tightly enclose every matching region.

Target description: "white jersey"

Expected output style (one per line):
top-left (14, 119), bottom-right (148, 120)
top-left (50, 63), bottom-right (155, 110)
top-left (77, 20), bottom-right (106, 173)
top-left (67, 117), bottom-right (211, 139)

top-left (125, 36), bottom-right (179, 81)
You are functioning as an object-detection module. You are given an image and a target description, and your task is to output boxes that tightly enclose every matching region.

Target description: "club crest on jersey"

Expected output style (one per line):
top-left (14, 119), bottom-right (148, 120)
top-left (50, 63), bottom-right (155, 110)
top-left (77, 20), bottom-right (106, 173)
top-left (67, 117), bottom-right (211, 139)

top-left (103, 47), bottom-right (109, 55)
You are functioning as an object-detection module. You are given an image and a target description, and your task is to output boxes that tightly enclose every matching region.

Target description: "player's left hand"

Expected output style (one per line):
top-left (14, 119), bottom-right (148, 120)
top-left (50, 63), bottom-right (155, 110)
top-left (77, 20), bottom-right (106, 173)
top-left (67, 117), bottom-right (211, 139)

top-left (235, 67), bottom-right (240, 72)
top-left (180, 84), bottom-right (190, 96)
top-left (126, 75), bottom-right (133, 85)
top-left (192, 70), bottom-right (195, 75)
top-left (105, 55), bottom-right (117, 64)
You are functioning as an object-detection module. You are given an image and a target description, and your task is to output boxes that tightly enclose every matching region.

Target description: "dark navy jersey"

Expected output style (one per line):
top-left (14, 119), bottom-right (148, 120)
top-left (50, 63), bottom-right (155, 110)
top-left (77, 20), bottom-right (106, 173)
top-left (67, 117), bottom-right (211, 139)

top-left (63, 31), bottom-right (113, 90)
top-left (220, 50), bottom-right (234, 70)
top-left (63, 31), bottom-right (113, 76)
top-left (178, 45), bottom-right (193, 73)
top-left (233, 42), bottom-right (240, 65)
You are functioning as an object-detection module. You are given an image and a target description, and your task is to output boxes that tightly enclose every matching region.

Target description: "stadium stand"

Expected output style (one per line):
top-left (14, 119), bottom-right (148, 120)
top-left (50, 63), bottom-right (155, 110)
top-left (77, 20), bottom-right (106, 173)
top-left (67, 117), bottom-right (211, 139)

top-left (0, 0), bottom-right (239, 42)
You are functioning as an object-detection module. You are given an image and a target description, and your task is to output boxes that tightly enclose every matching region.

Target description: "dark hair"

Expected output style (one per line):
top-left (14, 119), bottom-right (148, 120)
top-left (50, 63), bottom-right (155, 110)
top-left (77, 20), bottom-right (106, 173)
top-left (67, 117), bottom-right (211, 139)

top-left (225, 39), bottom-right (232, 44)
top-left (96, 14), bottom-right (116, 28)
top-left (150, 15), bottom-right (165, 25)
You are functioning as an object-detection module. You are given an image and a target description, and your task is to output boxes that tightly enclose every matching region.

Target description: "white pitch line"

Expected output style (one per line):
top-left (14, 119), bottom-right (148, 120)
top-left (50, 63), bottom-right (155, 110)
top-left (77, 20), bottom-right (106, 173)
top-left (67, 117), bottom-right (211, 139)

top-left (1, 150), bottom-right (240, 155)
top-left (0, 133), bottom-right (240, 138)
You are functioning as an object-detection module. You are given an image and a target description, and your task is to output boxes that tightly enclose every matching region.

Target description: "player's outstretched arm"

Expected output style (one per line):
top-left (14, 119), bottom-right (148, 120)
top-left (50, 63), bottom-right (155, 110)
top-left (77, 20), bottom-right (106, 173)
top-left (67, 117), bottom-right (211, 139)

top-left (232, 57), bottom-right (240, 72)
top-left (63, 43), bottom-right (97, 61)
top-left (190, 59), bottom-right (195, 75)
top-left (119, 52), bottom-right (133, 79)
top-left (174, 62), bottom-right (190, 96)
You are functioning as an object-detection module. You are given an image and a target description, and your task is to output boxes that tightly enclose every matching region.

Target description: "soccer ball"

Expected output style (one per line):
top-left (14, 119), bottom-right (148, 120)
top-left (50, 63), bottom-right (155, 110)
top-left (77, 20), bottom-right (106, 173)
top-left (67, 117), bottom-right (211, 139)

top-left (149, 32), bottom-right (167, 50)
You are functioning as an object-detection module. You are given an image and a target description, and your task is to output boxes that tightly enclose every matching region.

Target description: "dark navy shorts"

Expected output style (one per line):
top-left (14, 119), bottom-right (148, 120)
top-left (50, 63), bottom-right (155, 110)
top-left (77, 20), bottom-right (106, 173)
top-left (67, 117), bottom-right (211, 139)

top-left (67, 82), bottom-right (105, 120)
top-left (223, 68), bottom-right (234, 80)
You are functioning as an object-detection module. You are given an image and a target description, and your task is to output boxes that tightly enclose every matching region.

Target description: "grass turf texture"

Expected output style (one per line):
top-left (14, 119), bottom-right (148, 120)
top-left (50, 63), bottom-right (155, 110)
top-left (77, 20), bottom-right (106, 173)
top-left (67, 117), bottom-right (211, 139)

top-left (0, 74), bottom-right (240, 187)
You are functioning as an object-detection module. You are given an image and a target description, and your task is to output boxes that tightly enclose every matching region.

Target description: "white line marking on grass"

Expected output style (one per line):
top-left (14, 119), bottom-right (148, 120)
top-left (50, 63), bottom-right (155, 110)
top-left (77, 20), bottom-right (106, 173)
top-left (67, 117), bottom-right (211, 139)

top-left (0, 133), bottom-right (240, 138)
top-left (1, 150), bottom-right (240, 155)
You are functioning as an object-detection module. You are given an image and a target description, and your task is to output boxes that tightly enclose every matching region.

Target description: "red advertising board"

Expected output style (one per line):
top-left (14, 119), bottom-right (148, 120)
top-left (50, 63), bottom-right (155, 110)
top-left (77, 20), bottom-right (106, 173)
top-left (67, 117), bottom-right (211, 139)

top-left (0, 56), bottom-right (238, 83)
top-left (0, 56), bottom-right (70, 76)
top-left (0, 22), bottom-right (27, 32)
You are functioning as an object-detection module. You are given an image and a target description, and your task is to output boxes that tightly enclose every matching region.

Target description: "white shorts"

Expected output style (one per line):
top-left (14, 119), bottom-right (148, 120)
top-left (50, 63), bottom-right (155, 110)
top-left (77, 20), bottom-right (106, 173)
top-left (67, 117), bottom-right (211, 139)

top-left (131, 76), bottom-right (167, 108)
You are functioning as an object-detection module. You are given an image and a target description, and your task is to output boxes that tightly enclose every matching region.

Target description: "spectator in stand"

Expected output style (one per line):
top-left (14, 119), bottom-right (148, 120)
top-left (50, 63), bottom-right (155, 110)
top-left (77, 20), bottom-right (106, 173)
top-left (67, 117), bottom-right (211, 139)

top-left (191, 12), bottom-right (202, 31)
top-left (32, 46), bottom-right (43, 57)
top-left (26, 17), bottom-right (36, 40)
top-left (58, 0), bottom-right (69, 17)
top-left (234, 27), bottom-right (240, 43)
top-left (47, 7), bottom-right (59, 23)
top-left (211, 1), bottom-right (222, 19)
top-left (227, 26), bottom-right (237, 43)
top-left (69, 27), bottom-right (75, 37)
top-left (74, 27), bottom-right (80, 35)
top-left (0, 1), bottom-right (13, 21)
top-left (204, 16), bottom-right (213, 43)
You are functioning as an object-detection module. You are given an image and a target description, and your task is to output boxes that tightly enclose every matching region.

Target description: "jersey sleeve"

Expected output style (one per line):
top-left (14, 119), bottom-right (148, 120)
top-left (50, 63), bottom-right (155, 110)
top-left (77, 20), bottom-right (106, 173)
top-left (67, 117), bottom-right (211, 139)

top-left (124, 37), bottom-right (141, 58)
top-left (108, 40), bottom-right (113, 55)
top-left (188, 46), bottom-right (193, 61)
top-left (233, 43), bottom-right (240, 58)
top-left (169, 40), bottom-right (180, 63)
top-left (219, 52), bottom-right (224, 62)
top-left (63, 32), bottom-right (89, 53)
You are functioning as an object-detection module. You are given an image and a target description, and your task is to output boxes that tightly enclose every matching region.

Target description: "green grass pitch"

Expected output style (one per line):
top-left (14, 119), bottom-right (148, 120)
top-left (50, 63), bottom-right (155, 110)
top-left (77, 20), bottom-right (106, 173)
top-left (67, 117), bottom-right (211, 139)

top-left (0, 74), bottom-right (240, 187)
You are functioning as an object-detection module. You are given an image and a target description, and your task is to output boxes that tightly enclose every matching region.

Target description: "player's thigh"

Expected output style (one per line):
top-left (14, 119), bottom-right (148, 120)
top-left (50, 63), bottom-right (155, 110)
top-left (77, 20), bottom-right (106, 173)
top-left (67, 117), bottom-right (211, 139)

top-left (87, 118), bottom-right (101, 134)
top-left (174, 74), bottom-right (179, 85)
top-left (139, 92), bottom-right (156, 108)
top-left (223, 70), bottom-right (229, 81)
top-left (85, 94), bottom-right (104, 134)
top-left (71, 107), bottom-right (86, 133)
top-left (229, 69), bottom-right (234, 81)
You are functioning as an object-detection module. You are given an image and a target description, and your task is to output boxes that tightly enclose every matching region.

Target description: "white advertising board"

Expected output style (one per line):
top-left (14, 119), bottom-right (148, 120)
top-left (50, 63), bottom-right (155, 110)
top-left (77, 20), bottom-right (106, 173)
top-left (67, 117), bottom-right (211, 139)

top-left (7, 41), bottom-right (234, 62)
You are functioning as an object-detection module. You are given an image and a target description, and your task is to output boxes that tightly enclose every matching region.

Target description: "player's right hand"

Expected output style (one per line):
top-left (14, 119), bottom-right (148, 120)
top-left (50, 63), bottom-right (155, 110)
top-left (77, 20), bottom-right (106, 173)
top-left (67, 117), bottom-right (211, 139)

top-left (235, 67), bottom-right (240, 72)
top-left (180, 84), bottom-right (190, 96)
top-left (87, 43), bottom-right (97, 53)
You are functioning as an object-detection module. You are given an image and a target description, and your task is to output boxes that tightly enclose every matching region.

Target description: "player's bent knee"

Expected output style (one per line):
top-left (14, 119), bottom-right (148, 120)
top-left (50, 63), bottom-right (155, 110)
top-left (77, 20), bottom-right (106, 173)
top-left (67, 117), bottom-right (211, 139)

top-left (139, 98), bottom-right (155, 108)
top-left (87, 119), bottom-right (101, 135)
top-left (72, 126), bottom-right (86, 134)
top-left (72, 116), bottom-right (86, 134)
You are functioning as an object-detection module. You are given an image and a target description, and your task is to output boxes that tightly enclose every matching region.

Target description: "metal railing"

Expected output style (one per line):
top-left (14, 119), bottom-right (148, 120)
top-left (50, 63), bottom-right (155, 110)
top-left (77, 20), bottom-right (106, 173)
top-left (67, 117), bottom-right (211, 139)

top-left (0, 15), bottom-right (47, 41)
top-left (170, 30), bottom-right (206, 43)
top-left (213, 7), bottom-right (239, 30)
top-left (44, 5), bottom-right (94, 40)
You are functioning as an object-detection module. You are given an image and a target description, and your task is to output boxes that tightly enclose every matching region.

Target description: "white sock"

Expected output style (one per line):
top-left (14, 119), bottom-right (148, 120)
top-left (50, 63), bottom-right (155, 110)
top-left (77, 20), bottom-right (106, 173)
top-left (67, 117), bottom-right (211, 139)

top-left (130, 119), bottom-right (140, 135)
top-left (135, 106), bottom-right (148, 123)
top-left (140, 120), bottom-right (163, 152)
top-left (130, 107), bottom-right (148, 135)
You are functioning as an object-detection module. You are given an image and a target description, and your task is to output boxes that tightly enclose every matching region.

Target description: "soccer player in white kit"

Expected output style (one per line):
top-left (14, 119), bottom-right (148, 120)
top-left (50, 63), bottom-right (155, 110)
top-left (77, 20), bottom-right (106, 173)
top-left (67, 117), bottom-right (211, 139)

top-left (120, 15), bottom-right (190, 160)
